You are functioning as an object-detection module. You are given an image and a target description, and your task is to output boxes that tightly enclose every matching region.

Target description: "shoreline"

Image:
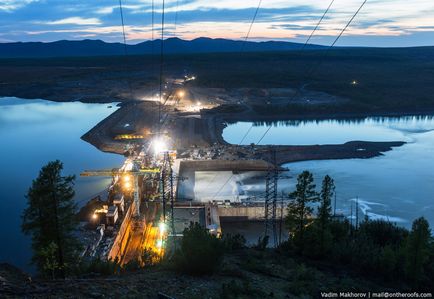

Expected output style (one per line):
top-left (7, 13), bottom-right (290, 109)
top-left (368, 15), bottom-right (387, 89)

top-left (80, 101), bottom-right (407, 166)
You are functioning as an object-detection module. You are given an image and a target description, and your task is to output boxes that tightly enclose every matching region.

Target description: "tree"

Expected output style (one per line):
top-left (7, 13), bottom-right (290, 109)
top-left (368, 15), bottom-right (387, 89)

top-left (173, 222), bottom-right (224, 275)
top-left (404, 217), bottom-right (431, 285)
top-left (22, 160), bottom-right (79, 278)
top-left (286, 171), bottom-right (319, 251)
top-left (317, 175), bottom-right (335, 255)
top-left (318, 175), bottom-right (334, 227)
top-left (39, 242), bottom-right (60, 280)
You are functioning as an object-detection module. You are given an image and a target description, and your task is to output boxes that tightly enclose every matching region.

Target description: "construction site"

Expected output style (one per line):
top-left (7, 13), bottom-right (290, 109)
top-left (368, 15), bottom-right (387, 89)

top-left (70, 0), bottom-right (408, 267)
top-left (77, 76), bottom-right (286, 264)
top-left (75, 70), bottom-right (406, 265)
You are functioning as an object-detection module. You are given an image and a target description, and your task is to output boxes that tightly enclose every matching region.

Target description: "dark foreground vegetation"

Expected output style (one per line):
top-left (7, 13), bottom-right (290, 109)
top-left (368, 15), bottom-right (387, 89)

top-left (3, 161), bottom-right (432, 298)
top-left (4, 219), bottom-right (433, 298)
top-left (2, 47), bottom-right (434, 115)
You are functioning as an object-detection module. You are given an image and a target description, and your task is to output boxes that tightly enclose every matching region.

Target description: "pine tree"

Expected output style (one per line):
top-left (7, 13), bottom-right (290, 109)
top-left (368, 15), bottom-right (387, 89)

top-left (318, 175), bottom-right (334, 226)
top-left (404, 217), bottom-right (431, 285)
top-left (286, 171), bottom-right (319, 251)
top-left (317, 175), bottom-right (335, 255)
top-left (22, 160), bottom-right (79, 278)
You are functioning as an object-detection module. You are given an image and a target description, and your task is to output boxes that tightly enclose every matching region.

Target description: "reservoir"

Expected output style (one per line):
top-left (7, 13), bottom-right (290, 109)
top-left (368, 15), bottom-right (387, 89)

top-left (0, 97), bottom-right (124, 271)
top-left (221, 117), bottom-right (434, 229)
top-left (3, 98), bottom-right (434, 269)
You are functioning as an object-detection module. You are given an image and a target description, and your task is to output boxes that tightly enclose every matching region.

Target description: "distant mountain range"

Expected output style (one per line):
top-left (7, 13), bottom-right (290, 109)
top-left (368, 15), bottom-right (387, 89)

top-left (0, 37), bottom-right (326, 58)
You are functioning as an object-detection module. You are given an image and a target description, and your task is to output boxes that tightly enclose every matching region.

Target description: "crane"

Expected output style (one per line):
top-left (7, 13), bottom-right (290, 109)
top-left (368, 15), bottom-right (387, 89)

top-left (81, 160), bottom-right (160, 217)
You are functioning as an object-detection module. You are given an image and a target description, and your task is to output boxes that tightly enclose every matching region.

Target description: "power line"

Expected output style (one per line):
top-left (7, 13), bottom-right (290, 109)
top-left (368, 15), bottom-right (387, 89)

top-left (254, 0), bottom-right (368, 146)
top-left (206, 0), bottom-right (264, 199)
top-left (158, 0), bottom-right (166, 135)
top-left (151, 0), bottom-right (155, 56)
top-left (118, 0), bottom-right (128, 55)
top-left (302, 0), bottom-right (368, 82)
top-left (210, 173), bottom-right (234, 202)
top-left (256, 126), bottom-right (272, 145)
top-left (173, 0), bottom-right (180, 35)
top-left (238, 0), bottom-right (336, 146)
top-left (301, 0), bottom-right (335, 51)
top-left (240, 0), bottom-right (263, 52)
top-left (208, 0), bottom-right (366, 199)
top-left (157, 0), bottom-right (181, 135)
top-left (238, 124), bottom-right (253, 145)
top-left (118, 0), bottom-right (134, 99)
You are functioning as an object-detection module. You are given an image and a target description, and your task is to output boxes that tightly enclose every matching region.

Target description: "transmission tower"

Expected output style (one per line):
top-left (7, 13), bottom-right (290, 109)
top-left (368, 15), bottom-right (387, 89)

top-left (159, 152), bottom-right (186, 237)
top-left (264, 147), bottom-right (278, 246)
top-left (160, 152), bottom-right (172, 224)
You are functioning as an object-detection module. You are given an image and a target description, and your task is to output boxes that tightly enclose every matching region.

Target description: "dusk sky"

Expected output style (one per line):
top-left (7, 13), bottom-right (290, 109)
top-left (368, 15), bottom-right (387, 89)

top-left (1, 0), bottom-right (434, 47)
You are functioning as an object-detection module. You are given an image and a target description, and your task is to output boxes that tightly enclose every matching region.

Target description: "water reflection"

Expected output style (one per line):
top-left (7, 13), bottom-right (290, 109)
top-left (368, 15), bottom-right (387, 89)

top-left (221, 116), bottom-right (434, 229)
top-left (224, 116), bottom-right (434, 145)
top-left (0, 97), bottom-right (124, 271)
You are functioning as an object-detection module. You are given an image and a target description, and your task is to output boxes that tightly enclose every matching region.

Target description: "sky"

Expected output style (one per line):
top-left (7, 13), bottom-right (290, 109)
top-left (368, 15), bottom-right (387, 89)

top-left (1, 0), bottom-right (434, 47)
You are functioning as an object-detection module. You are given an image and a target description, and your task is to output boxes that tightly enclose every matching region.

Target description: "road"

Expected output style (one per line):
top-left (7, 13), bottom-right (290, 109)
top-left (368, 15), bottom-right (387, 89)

top-left (121, 203), bottom-right (160, 265)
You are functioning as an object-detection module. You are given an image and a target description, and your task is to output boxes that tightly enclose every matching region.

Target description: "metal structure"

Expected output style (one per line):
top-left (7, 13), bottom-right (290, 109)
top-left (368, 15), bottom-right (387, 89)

top-left (81, 163), bottom-right (159, 217)
top-left (264, 148), bottom-right (278, 246)
top-left (159, 152), bottom-right (172, 224)
top-left (159, 152), bottom-right (186, 237)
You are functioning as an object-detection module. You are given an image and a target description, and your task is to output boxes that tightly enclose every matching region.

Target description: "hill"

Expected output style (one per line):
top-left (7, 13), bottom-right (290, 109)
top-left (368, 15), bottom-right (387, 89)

top-left (0, 37), bottom-right (324, 58)
top-left (0, 248), bottom-right (399, 298)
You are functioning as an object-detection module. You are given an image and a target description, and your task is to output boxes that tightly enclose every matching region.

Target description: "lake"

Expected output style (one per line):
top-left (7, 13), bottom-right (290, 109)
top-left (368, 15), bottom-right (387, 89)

top-left (3, 100), bottom-right (434, 269)
top-left (0, 97), bottom-right (124, 271)
top-left (221, 117), bottom-right (434, 229)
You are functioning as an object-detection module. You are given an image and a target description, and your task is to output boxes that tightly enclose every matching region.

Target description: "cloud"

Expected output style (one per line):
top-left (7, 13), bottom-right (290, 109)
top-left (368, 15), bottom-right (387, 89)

top-left (2, 0), bottom-right (434, 47)
top-left (95, 6), bottom-right (116, 15)
top-left (0, 0), bottom-right (38, 12)
top-left (43, 17), bottom-right (102, 26)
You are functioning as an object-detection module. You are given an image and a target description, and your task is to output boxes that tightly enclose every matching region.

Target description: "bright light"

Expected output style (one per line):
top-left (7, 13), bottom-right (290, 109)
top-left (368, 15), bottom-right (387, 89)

top-left (124, 181), bottom-right (132, 190)
top-left (152, 139), bottom-right (167, 154)
top-left (92, 214), bottom-right (97, 220)
top-left (197, 102), bottom-right (201, 106)
top-left (178, 90), bottom-right (185, 98)
top-left (159, 222), bottom-right (166, 233)
top-left (156, 240), bottom-right (163, 248)
top-left (123, 175), bottom-right (131, 183)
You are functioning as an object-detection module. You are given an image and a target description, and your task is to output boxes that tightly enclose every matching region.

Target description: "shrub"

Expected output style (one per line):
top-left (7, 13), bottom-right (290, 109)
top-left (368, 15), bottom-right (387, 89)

top-left (78, 258), bottom-right (120, 276)
top-left (222, 233), bottom-right (246, 251)
top-left (254, 235), bottom-right (269, 250)
top-left (288, 264), bottom-right (319, 297)
top-left (173, 222), bottom-right (224, 275)
top-left (358, 219), bottom-right (408, 248)
top-left (141, 247), bottom-right (160, 267)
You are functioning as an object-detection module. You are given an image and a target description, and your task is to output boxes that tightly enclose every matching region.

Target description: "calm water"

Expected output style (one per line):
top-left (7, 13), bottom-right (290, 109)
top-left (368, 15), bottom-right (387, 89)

top-left (0, 97), bottom-right (124, 270)
top-left (220, 117), bottom-right (434, 229)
